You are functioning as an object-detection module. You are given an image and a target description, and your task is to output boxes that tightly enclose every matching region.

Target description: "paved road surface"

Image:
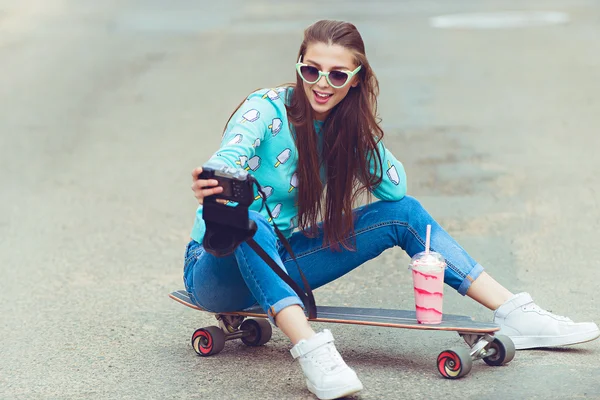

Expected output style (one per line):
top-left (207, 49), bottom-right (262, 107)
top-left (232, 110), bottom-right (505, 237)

top-left (1, 1), bottom-right (599, 399)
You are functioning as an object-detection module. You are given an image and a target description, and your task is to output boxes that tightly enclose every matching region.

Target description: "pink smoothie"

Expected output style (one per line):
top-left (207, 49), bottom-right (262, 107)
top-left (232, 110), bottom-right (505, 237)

top-left (411, 268), bottom-right (444, 324)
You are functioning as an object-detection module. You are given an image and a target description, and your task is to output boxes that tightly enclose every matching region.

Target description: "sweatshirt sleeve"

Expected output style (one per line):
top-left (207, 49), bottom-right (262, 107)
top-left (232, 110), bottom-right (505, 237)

top-left (204, 89), bottom-right (285, 170)
top-left (368, 140), bottom-right (407, 201)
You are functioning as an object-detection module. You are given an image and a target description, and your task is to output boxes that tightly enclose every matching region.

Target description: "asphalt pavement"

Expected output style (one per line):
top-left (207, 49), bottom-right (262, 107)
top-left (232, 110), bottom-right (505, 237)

top-left (1, 1), bottom-right (599, 399)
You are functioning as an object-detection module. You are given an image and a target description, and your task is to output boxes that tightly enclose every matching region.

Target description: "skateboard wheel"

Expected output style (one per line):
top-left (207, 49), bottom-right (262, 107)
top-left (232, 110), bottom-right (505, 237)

top-left (483, 334), bottom-right (515, 366)
top-left (437, 347), bottom-right (472, 379)
top-left (191, 326), bottom-right (226, 356)
top-left (240, 319), bottom-right (272, 346)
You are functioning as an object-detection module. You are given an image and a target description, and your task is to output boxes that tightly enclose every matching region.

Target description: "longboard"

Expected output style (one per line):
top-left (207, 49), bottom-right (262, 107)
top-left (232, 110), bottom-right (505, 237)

top-left (170, 289), bottom-right (492, 331)
top-left (169, 289), bottom-right (515, 379)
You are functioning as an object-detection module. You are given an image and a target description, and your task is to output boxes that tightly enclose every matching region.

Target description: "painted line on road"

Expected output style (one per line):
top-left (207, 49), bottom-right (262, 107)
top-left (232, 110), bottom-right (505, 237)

top-left (430, 11), bottom-right (570, 29)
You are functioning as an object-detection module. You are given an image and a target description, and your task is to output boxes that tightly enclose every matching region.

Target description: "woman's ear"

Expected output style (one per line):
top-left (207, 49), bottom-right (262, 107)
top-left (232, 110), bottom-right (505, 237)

top-left (351, 79), bottom-right (359, 88)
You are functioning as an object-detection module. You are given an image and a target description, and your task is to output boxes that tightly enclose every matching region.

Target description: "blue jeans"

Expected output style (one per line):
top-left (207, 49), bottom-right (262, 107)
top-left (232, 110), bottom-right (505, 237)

top-left (183, 196), bottom-right (484, 323)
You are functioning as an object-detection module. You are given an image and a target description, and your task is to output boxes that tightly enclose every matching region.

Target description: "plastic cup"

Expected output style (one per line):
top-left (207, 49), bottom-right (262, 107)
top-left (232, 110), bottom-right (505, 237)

top-left (409, 251), bottom-right (446, 324)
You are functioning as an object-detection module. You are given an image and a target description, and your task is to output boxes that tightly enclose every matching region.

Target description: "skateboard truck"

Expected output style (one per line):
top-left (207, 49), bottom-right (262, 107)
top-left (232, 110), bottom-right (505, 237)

top-left (216, 314), bottom-right (245, 333)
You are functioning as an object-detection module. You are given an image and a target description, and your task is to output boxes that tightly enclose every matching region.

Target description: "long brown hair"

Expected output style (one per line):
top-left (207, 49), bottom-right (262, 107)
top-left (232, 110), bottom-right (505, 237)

top-left (287, 20), bottom-right (384, 251)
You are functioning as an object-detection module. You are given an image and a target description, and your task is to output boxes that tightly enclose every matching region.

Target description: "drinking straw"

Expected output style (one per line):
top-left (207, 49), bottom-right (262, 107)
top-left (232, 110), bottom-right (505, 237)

top-left (425, 224), bottom-right (431, 255)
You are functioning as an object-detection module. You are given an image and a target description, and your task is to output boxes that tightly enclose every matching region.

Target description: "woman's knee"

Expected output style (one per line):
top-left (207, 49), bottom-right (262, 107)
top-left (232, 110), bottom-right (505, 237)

top-left (369, 196), bottom-right (426, 220)
top-left (394, 195), bottom-right (424, 213)
top-left (185, 253), bottom-right (256, 312)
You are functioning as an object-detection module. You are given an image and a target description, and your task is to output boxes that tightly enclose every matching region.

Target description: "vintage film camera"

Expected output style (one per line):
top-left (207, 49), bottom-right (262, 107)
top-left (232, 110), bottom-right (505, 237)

top-left (199, 165), bottom-right (257, 256)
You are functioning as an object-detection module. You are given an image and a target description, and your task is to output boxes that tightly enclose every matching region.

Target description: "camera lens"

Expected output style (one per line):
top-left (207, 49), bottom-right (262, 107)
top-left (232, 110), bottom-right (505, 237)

top-left (205, 230), bottom-right (235, 256)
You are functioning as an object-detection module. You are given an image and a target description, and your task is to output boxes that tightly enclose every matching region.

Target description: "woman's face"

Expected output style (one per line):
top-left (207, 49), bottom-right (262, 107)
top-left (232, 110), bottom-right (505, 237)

top-left (300, 42), bottom-right (359, 121)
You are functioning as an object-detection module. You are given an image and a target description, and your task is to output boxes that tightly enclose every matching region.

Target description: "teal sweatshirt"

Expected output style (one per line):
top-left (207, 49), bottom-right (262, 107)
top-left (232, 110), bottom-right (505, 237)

top-left (190, 87), bottom-right (407, 243)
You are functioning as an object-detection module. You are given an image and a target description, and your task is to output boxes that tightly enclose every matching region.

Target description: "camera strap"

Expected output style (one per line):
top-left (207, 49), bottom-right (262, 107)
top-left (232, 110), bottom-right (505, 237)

top-left (247, 179), bottom-right (317, 320)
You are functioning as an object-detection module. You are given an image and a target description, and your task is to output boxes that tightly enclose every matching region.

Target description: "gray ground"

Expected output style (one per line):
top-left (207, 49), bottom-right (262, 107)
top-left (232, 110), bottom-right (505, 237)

top-left (1, 0), bottom-right (599, 399)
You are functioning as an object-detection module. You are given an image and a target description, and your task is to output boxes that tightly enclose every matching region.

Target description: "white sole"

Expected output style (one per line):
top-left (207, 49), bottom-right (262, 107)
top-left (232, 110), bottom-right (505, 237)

top-left (306, 379), bottom-right (363, 400)
top-left (512, 329), bottom-right (600, 350)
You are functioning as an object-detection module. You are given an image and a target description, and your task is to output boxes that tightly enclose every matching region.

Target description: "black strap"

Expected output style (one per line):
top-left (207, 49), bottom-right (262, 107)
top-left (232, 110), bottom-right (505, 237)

top-left (246, 238), bottom-right (316, 319)
top-left (248, 178), bottom-right (317, 320)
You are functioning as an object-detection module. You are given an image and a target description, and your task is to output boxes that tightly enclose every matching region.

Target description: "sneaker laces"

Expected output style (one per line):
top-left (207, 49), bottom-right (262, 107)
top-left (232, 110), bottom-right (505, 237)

top-left (310, 343), bottom-right (345, 372)
top-left (527, 303), bottom-right (572, 322)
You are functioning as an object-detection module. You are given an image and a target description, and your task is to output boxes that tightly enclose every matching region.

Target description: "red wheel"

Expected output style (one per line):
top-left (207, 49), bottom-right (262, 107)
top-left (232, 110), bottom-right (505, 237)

top-left (191, 326), bottom-right (225, 356)
top-left (437, 347), bottom-right (473, 379)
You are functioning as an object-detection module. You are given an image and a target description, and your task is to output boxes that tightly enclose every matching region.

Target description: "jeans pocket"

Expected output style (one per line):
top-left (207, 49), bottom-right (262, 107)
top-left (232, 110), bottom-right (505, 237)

top-left (184, 241), bottom-right (200, 263)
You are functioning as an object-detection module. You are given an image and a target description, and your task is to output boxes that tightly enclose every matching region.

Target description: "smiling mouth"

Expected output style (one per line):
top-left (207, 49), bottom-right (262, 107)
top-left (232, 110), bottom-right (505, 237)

top-left (314, 90), bottom-right (333, 98)
top-left (313, 90), bottom-right (333, 104)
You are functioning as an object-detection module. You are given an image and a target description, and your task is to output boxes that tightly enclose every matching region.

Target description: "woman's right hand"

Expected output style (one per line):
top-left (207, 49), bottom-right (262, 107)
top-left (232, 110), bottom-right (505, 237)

top-left (191, 167), bottom-right (223, 204)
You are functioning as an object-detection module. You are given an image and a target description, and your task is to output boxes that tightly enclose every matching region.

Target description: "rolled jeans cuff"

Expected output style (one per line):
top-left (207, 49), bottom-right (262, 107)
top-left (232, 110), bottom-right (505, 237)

top-left (457, 263), bottom-right (484, 296)
top-left (267, 296), bottom-right (304, 325)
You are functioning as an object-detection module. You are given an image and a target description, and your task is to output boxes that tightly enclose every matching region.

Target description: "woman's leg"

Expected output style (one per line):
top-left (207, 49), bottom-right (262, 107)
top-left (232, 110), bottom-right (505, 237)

top-left (234, 212), bottom-right (319, 343)
top-left (466, 271), bottom-right (513, 310)
top-left (279, 196), bottom-right (598, 350)
top-left (183, 240), bottom-right (257, 313)
top-left (185, 211), bottom-right (363, 398)
top-left (280, 196), bottom-right (486, 298)
top-left (185, 211), bottom-right (315, 343)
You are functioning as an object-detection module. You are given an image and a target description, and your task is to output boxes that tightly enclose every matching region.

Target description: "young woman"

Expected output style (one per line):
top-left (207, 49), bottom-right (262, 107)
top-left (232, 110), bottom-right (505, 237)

top-left (185, 20), bottom-right (599, 400)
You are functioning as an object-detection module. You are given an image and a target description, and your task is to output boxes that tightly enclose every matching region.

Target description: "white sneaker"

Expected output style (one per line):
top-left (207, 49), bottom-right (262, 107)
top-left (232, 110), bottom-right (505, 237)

top-left (494, 292), bottom-right (600, 350)
top-left (290, 329), bottom-right (363, 400)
